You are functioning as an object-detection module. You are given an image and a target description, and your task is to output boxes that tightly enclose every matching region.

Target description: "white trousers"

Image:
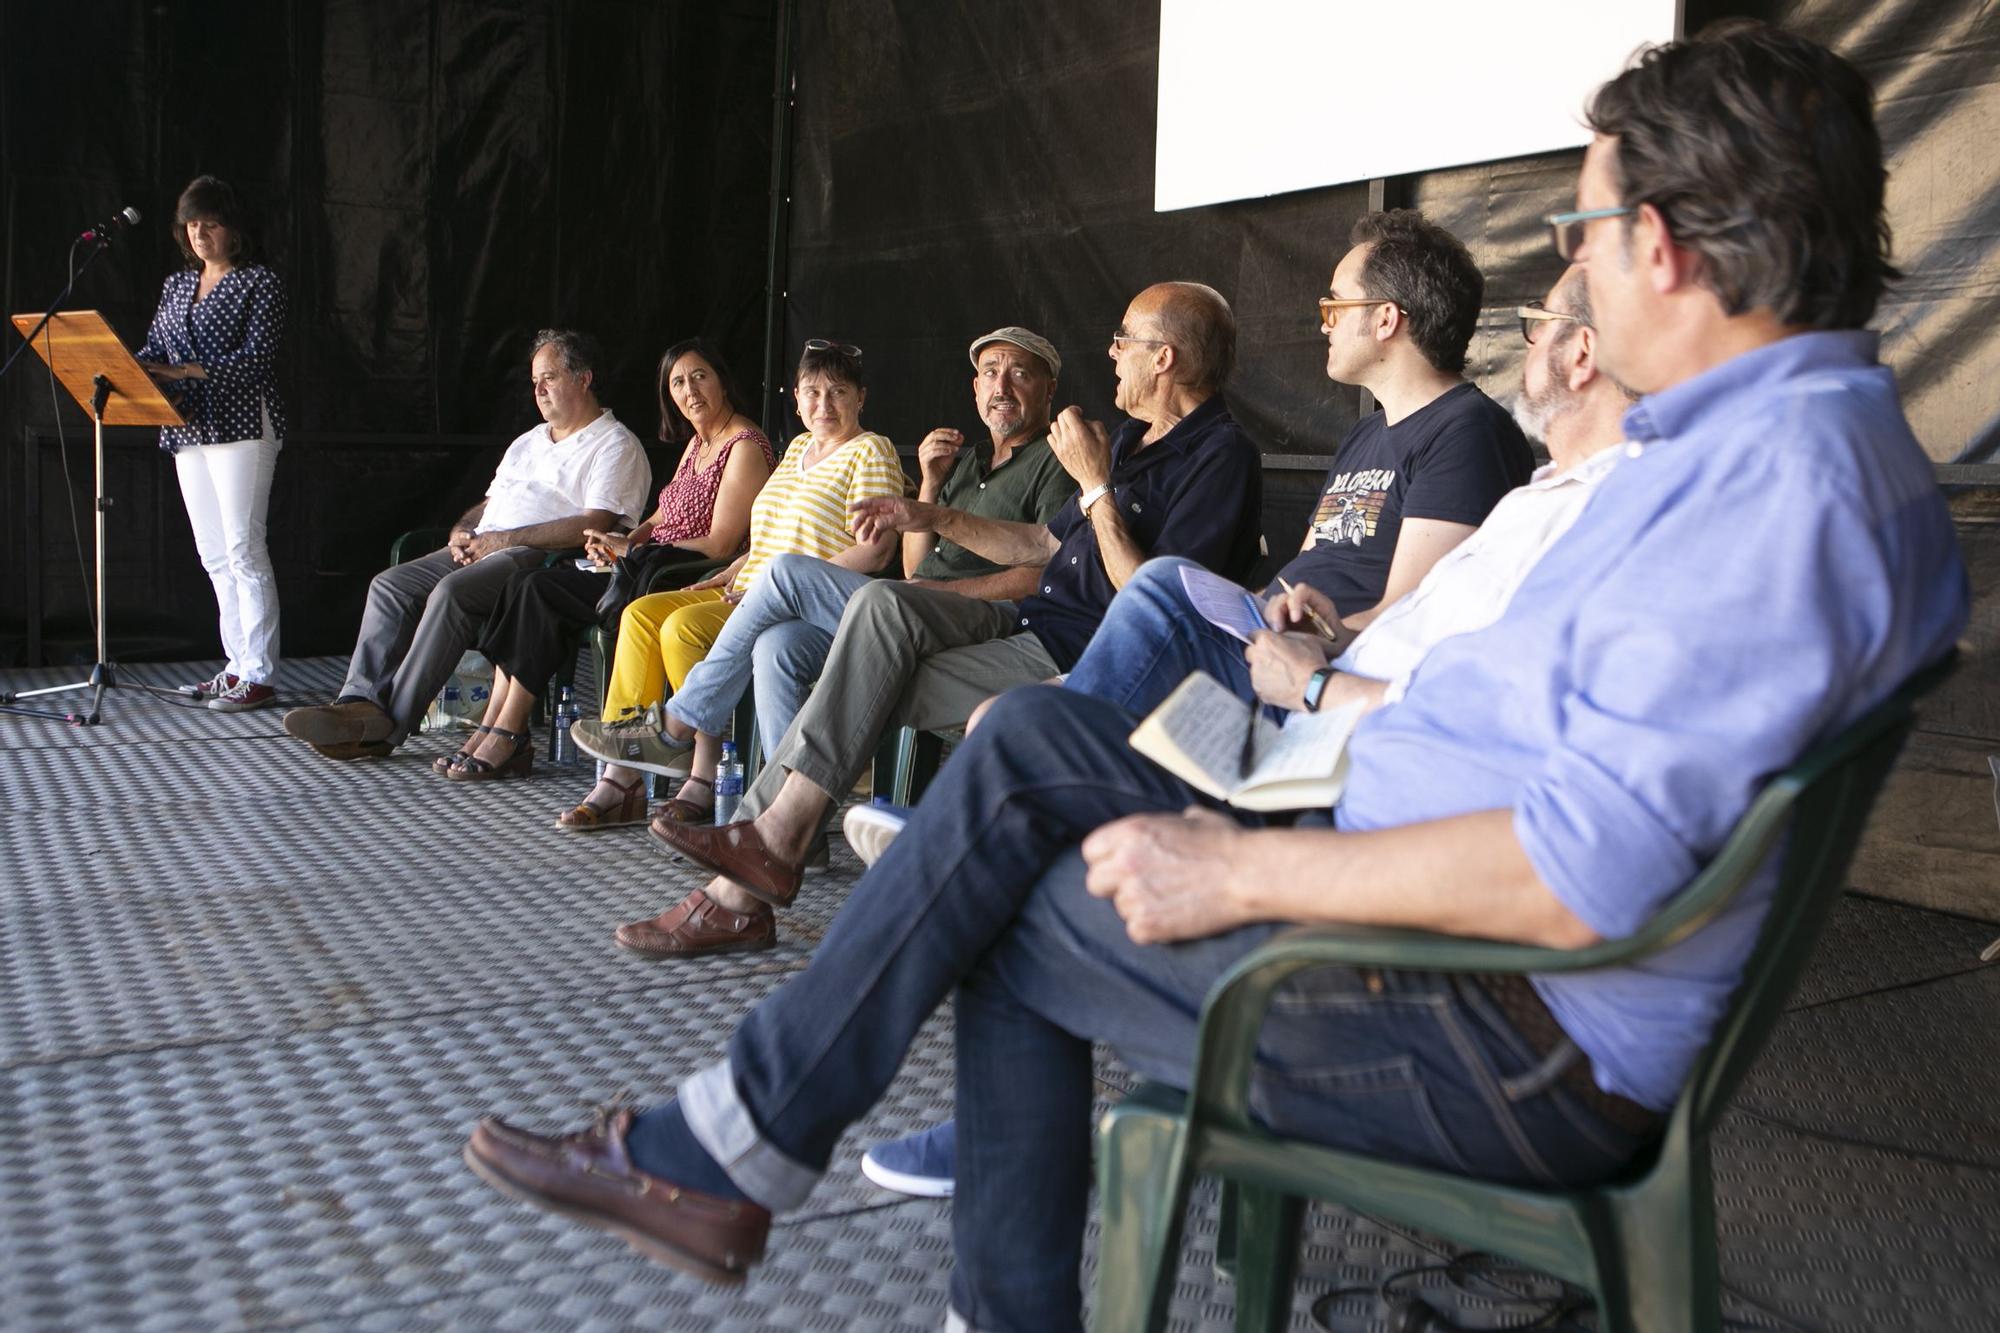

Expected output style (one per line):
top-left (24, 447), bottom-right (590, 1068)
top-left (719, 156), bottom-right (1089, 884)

top-left (174, 431), bottom-right (282, 684)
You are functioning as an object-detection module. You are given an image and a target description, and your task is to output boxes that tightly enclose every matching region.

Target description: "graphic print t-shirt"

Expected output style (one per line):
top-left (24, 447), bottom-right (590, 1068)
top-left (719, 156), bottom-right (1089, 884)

top-left (1275, 382), bottom-right (1533, 615)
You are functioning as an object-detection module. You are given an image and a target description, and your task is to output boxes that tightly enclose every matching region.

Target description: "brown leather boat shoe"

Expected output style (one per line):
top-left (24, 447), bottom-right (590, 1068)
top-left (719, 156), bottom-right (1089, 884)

top-left (463, 1106), bottom-right (770, 1286)
top-left (284, 699), bottom-right (396, 747)
top-left (648, 818), bottom-right (806, 909)
top-left (615, 891), bottom-right (776, 959)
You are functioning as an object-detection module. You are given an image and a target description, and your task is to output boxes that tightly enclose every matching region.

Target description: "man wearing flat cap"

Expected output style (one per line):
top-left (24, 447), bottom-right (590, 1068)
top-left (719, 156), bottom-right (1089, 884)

top-left (611, 323), bottom-right (1078, 957)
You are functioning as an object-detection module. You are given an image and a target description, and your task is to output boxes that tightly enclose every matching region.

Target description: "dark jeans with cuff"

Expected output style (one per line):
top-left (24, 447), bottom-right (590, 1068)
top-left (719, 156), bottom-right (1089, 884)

top-left (664, 686), bottom-right (1647, 1333)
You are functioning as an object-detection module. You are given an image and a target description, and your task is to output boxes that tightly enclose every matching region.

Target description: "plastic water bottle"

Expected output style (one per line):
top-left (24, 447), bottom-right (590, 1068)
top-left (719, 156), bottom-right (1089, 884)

top-left (714, 742), bottom-right (745, 825)
top-left (421, 692), bottom-right (447, 735)
top-left (440, 684), bottom-right (464, 730)
top-left (550, 686), bottom-right (579, 768)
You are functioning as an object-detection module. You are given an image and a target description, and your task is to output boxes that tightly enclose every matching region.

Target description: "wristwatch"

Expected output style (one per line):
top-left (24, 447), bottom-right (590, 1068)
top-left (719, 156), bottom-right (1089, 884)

top-left (1301, 667), bottom-right (1336, 713)
top-left (1078, 482), bottom-right (1113, 515)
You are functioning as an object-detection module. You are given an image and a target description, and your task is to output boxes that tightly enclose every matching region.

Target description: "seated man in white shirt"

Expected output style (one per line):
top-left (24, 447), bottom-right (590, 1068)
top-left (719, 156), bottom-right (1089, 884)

top-left (284, 329), bottom-right (650, 760)
top-left (849, 265), bottom-right (1642, 1197)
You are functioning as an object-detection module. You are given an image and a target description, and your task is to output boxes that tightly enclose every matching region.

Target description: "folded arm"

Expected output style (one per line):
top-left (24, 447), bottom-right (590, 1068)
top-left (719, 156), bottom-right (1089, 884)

top-left (463, 508), bottom-right (618, 561)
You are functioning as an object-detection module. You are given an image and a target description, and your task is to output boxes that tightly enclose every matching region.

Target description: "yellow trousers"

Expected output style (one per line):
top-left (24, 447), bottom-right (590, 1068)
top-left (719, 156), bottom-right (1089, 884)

top-left (601, 588), bottom-right (735, 720)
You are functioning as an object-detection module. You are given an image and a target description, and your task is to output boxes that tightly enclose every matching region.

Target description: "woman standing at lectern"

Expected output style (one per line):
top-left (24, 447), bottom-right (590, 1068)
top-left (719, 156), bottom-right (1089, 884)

top-left (135, 175), bottom-right (287, 712)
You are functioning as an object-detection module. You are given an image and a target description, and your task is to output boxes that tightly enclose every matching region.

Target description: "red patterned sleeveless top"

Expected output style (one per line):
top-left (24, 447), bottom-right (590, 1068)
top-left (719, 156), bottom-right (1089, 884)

top-left (651, 425), bottom-right (776, 546)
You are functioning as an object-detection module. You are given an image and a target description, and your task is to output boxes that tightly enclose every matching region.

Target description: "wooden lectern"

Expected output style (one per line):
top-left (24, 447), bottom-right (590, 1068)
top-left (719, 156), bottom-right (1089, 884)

top-left (3, 310), bottom-right (190, 724)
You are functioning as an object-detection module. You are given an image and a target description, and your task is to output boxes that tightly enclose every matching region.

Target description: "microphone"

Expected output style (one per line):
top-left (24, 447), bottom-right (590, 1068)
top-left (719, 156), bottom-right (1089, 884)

top-left (79, 206), bottom-right (142, 245)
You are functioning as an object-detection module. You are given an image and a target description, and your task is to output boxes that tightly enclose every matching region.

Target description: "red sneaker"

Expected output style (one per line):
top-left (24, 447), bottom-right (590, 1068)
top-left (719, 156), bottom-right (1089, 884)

top-left (191, 670), bottom-right (239, 700)
top-left (208, 679), bottom-right (276, 713)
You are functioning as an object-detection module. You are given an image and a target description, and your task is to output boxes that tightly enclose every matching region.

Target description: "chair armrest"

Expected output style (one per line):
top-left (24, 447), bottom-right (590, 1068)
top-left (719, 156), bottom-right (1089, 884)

top-left (1176, 645), bottom-right (1957, 1132)
top-left (390, 527), bottom-right (452, 566)
top-left (1181, 923), bottom-right (1656, 1131)
top-left (641, 553), bottom-right (732, 594)
top-left (1179, 780), bottom-right (1805, 1132)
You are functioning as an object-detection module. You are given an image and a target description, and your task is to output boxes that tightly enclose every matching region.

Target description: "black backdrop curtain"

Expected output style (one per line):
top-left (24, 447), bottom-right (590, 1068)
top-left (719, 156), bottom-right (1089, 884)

top-left (5, 0), bottom-right (1995, 681)
top-left (1, 0), bottom-right (775, 664)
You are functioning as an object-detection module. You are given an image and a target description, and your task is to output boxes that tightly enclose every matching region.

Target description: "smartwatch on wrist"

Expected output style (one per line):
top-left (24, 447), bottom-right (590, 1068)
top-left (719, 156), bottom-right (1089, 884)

top-left (1301, 667), bottom-right (1336, 713)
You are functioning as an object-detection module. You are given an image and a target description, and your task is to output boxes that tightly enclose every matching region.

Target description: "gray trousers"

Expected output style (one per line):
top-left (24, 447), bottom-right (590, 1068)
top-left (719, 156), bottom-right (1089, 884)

top-left (340, 546), bottom-right (542, 744)
top-left (741, 579), bottom-right (1060, 827)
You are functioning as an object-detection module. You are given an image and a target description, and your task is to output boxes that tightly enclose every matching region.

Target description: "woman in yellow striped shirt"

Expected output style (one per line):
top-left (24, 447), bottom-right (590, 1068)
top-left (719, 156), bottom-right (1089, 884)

top-left (559, 341), bottom-right (905, 829)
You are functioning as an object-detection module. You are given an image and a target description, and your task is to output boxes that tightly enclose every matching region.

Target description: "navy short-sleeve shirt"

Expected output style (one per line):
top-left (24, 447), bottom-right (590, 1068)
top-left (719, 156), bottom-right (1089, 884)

top-left (1019, 394), bottom-right (1263, 669)
top-left (1276, 382), bottom-right (1531, 615)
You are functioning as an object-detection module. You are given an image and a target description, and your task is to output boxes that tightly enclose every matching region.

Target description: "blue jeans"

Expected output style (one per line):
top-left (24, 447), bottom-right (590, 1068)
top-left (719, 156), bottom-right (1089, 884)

top-left (663, 554), bottom-right (873, 751)
top-left (666, 687), bottom-right (1644, 1333)
top-left (1061, 555), bottom-right (1254, 714)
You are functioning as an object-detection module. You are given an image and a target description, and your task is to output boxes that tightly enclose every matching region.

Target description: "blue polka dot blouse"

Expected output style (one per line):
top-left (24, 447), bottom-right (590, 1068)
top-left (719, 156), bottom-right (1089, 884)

top-left (135, 264), bottom-right (288, 452)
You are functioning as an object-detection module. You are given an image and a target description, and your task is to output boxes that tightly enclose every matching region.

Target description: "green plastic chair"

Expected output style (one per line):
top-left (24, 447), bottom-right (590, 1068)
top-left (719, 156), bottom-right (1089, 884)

top-left (870, 724), bottom-right (953, 807)
top-left (1090, 653), bottom-right (1957, 1333)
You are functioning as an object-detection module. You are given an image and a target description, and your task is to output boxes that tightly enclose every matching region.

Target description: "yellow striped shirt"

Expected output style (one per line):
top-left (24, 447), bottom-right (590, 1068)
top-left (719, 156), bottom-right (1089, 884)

top-left (733, 430), bottom-right (907, 593)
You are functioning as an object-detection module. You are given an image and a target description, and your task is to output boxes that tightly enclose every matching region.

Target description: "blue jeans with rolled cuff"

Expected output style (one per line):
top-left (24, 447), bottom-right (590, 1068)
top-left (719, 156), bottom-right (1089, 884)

top-left (657, 686), bottom-right (1647, 1333)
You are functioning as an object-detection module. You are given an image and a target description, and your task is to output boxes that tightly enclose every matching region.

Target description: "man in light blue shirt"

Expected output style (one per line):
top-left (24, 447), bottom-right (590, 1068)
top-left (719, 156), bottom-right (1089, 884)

top-left (462, 23), bottom-right (1969, 1333)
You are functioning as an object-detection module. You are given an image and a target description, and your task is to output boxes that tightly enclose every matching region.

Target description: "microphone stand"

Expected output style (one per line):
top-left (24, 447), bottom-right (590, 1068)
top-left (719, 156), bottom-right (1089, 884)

top-left (0, 234), bottom-right (109, 382)
top-left (1, 368), bottom-right (191, 724)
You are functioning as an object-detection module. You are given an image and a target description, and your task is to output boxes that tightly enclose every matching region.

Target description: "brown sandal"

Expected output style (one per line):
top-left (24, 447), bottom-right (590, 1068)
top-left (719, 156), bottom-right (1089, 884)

top-left (555, 772), bottom-right (648, 832)
top-left (652, 775), bottom-right (716, 826)
top-left (445, 727), bottom-right (533, 782)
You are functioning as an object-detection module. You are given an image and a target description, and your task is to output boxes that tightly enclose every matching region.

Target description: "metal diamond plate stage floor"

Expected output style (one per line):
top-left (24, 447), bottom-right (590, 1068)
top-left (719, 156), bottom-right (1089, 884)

top-left (3, 656), bottom-right (1997, 1331)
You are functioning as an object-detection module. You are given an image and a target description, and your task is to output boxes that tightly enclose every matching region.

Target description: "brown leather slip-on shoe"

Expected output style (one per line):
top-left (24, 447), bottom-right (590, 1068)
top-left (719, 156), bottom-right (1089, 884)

top-left (648, 819), bottom-right (806, 909)
top-left (464, 1107), bottom-right (770, 1286)
top-left (615, 890), bottom-right (776, 959)
top-left (284, 699), bottom-right (396, 747)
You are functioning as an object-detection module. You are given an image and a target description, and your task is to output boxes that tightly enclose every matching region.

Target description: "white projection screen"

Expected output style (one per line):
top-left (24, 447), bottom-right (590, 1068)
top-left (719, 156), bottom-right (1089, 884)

top-left (1155, 1), bottom-right (1682, 212)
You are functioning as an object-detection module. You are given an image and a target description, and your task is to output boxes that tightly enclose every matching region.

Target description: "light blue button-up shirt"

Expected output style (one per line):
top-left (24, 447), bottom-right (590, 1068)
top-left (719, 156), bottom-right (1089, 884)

top-left (1336, 330), bottom-right (1968, 1109)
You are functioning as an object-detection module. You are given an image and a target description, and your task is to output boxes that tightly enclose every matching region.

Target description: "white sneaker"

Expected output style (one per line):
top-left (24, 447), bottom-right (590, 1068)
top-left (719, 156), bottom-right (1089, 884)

top-left (842, 803), bottom-right (910, 867)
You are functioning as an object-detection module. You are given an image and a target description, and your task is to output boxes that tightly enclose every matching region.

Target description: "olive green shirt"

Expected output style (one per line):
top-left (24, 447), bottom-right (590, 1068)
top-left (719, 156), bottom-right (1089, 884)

top-left (912, 431), bottom-right (1078, 581)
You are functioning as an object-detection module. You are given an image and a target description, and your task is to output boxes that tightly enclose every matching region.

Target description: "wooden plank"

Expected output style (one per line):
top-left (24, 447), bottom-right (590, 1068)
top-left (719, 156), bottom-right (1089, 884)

top-left (8, 309), bottom-right (184, 427)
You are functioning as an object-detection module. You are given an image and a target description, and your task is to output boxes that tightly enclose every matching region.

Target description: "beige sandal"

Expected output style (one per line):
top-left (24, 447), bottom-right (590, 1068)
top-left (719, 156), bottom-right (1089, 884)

top-left (555, 773), bottom-right (647, 832)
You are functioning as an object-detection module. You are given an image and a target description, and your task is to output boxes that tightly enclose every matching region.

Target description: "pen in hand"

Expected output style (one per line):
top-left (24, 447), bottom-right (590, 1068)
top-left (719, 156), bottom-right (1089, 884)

top-left (1276, 576), bottom-right (1340, 640)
